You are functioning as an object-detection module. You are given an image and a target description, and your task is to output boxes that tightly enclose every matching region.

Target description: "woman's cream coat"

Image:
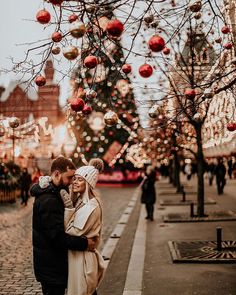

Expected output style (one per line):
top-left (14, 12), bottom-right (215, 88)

top-left (64, 196), bottom-right (105, 295)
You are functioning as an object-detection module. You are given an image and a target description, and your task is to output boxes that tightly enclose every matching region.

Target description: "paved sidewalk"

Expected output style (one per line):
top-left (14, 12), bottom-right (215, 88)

top-left (143, 177), bottom-right (236, 295)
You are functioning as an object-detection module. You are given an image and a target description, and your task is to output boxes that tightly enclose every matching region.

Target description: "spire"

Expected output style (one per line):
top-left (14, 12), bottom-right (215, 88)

top-left (44, 60), bottom-right (54, 83)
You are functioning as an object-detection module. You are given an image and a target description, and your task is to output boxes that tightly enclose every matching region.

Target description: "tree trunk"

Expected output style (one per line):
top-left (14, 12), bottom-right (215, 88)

top-left (196, 124), bottom-right (205, 217)
top-left (169, 158), bottom-right (174, 184)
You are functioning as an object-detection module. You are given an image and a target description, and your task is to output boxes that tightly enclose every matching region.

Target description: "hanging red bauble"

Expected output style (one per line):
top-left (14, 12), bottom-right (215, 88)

top-left (148, 35), bottom-right (165, 52)
top-left (68, 14), bottom-right (78, 23)
top-left (162, 47), bottom-right (170, 55)
top-left (106, 19), bottom-right (124, 37)
top-left (224, 42), bottom-right (233, 50)
top-left (221, 26), bottom-right (230, 34)
top-left (70, 98), bottom-right (85, 112)
top-left (84, 55), bottom-right (98, 68)
top-left (185, 88), bottom-right (196, 99)
top-left (227, 122), bottom-right (236, 132)
top-left (122, 64), bottom-right (132, 74)
top-left (48, 0), bottom-right (63, 5)
top-left (82, 104), bottom-right (92, 115)
top-left (51, 32), bottom-right (63, 42)
top-left (36, 10), bottom-right (51, 24)
top-left (139, 64), bottom-right (153, 78)
top-left (35, 75), bottom-right (46, 87)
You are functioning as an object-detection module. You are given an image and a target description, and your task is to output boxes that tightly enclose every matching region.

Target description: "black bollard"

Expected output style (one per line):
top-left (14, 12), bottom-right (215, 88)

top-left (216, 227), bottom-right (222, 251)
top-left (190, 202), bottom-right (194, 217)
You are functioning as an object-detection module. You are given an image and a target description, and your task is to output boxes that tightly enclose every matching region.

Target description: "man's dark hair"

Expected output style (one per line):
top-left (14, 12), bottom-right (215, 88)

top-left (51, 156), bottom-right (76, 173)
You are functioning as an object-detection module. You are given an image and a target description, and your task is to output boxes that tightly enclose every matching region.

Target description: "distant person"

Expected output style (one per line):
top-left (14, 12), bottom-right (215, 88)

top-left (30, 156), bottom-right (96, 295)
top-left (208, 161), bottom-right (216, 186)
top-left (19, 168), bottom-right (31, 206)
top-left (215, 158), bottom-right (226, 195)
top-left (227, 158), bottom-right (233, 179)
top-left (31, 167), bottom-right (43, 184)
top-left (184, 163), bottom-right (192, 181)
top-left (141, 165), bottom-right (156, 221)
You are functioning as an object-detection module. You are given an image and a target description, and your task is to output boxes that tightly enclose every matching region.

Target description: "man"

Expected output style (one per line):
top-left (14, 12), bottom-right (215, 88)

top-left (19, 167), bottom-right (32, 206)
top-left (215, 157), bottom-right (226, 195)
top-left (30, 156), bottom-right (96, 295)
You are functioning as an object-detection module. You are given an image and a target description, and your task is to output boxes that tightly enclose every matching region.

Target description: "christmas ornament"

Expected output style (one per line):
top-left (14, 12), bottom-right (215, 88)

top-left (36, 10), bottom-right (51, 24)
top-left (104, 110), bottom-right (118, 126)
top-left (48, 0), bottom-right (63, 5)
top-left (144, 14), bottom-right (154, 24)
top-left (162, 47), bottom-right (170, 55)
top-left (68, 14), bottom-right (78, 23)
top-left (84, 55), bottom-right (98, 69)
top-left (9, 117), bottom-right (20, 129)
top-left (148, 104), bottom-right (160, 118)
top-left (51, 46), bottom-right (61, 55)
top-left (35, 75), bottom-right (46, 86)
top-left (194, 12), bottom-right (202, 19)
top-left (227, 122), bottom-right (236, 132)
top-left (215, 37), bottom-right (222, 44)
top-left (224, 42), bottom-right (233, 50)
top-left (185, 88), bottom-right (196, 99)
top-left (189, 1), bottom-right (202, 12)
top-left (70, 98), bottom-right (85, 112)
top-left (221, 26), bottom-right (230, 34)
top-left (139, 64), bottom-right (153, 78)
top-left (122, 64), bottom-right (132, 74)
top-left (86, 89), bottom-right (97, 99)
top-left (148, 35), bottom-right (165, 52)
top-left (51, 32), bottom-right (63, 42)
top-left (63, 46), bottom-right (79, 60)
top-left (203, 88), bottom-right (214, 98)
top-left (0, 126), bottom-right (5, 137)
top-left (193, 112), bottom-right (202, 122)
top-left (82, 104), bottom-right (92, 115)
top-left (70, 21), bottom-right (86, 38)
top-left (106, 19), bottom-right (124, 37)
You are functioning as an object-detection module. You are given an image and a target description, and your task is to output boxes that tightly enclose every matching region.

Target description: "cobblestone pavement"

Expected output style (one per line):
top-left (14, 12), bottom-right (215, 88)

top-left (0, 186), bottom-right (136, 295)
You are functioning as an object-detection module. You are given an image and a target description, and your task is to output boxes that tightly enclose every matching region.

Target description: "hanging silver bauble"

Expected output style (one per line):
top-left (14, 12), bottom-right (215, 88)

top-left (9, 117), bottom-right (20, 129)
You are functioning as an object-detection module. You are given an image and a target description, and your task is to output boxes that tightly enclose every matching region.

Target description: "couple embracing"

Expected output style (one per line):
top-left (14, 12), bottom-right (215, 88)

top-left (30, 156), bottom-right (106, 295)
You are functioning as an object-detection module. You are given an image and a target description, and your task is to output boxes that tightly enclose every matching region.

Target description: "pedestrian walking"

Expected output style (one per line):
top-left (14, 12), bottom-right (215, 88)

top-left (141, 165), bottom-right (156, 221)
top-left (207, 161), bottom-right (216, 186)
top-left (215, 157), bottom-right (226, 195)
top-left (60, 158), bottom-right (105, 295)
top-left (227, 158), bottom-right (233, 179)
top-left (19, 167), bottom-right (31, 206)
top-left (184, 162), bottom-right (192, 181)
top-left (30, 156), bottom-right (96, 295)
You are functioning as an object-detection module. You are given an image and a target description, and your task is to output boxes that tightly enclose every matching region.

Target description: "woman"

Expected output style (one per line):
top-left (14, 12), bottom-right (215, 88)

top-left (141, 165), bottom-right (156, 221)
top-left (39, 159), bottom-right (105, 295)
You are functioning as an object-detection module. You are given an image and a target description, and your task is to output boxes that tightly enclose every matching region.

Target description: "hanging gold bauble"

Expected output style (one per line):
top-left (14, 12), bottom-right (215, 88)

top-left (69, 21), bottom-right (86, 38)
top-left (104, 110), bottom-right (118, 126)
top-left (9, 117), bottom-right (20, 129)
top-left (52, 46), bottom-right (61, 55)
top-left (63, 46), bottom-right (79, 60)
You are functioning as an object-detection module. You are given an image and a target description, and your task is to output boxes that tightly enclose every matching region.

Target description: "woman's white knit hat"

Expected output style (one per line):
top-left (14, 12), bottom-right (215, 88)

top-left (75, 165), bottom-right (99, 189)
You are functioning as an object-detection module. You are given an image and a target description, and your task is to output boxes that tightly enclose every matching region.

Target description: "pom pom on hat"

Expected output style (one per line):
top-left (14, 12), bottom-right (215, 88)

top-left (75, 158), bottom-right (104, 189)
top-left (88, 158), bottom-right (104, 172)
